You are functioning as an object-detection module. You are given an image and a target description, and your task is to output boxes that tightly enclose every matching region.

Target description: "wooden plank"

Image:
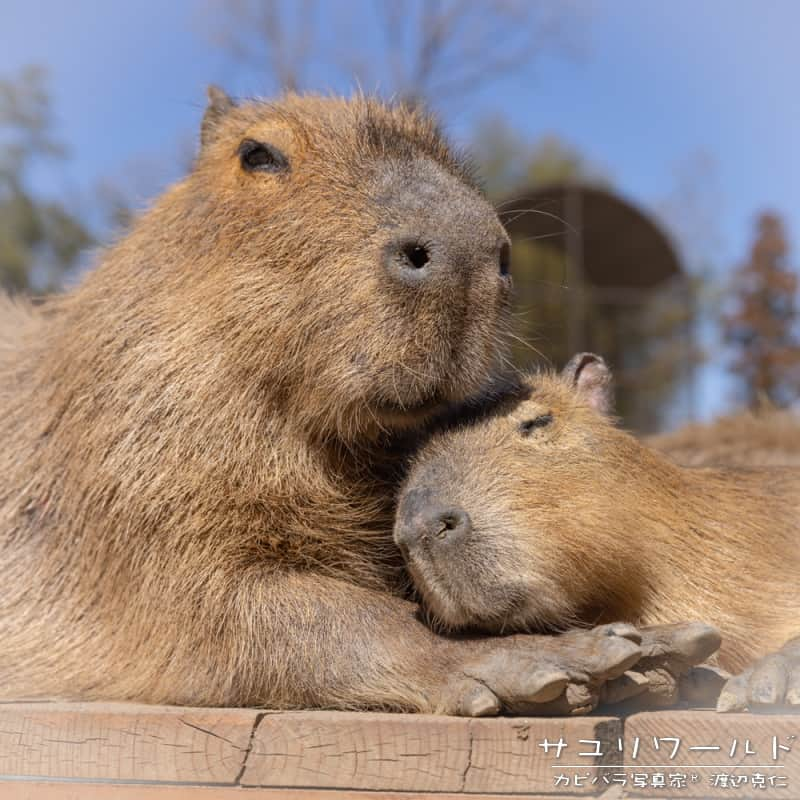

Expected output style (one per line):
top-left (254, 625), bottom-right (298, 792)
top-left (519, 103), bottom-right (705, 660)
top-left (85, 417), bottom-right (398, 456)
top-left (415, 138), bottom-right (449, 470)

top-left (0, 783), bottom-right (573, 800)
top-left (623, 711), bottom-right (800, 798)
top-left (242, 710), bottom-right (469, 792)
top-left (242, 710), bottom-right (622, 795)
top-left (0, 703), bottom-right (259, 784)
top-left (465, 716), bottom-right (623, 795)
top-left (4, 703), bottom-right (800, 798)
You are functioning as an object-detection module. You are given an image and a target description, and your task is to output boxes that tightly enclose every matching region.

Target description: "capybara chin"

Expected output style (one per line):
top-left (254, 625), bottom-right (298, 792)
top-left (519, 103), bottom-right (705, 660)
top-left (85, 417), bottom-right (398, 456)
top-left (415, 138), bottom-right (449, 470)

top-left (395, 354), bottom-right (800, 709)
top-left (2, 89), bottom-right (684, 717)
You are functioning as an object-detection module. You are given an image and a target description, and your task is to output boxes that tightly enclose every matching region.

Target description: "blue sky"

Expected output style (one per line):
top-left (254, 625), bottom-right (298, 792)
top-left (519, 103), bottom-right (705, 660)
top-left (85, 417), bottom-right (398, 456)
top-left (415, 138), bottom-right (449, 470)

top-left (2, 0), bottom-right (799, 418)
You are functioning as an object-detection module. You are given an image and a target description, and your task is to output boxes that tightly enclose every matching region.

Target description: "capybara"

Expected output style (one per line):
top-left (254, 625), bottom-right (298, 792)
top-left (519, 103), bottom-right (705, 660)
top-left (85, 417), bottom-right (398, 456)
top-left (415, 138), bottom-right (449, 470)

top-left (649, 407), bottom-right (800, 468)
top-left (0, 89), bottom-right (710, 716)
top-left (395, 354), bottom-right (799, 711)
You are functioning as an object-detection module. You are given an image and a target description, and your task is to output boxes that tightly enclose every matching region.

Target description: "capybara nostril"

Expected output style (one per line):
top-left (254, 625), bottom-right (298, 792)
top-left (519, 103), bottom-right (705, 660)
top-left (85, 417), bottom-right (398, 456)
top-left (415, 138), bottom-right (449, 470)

top-left (383, 238), bottom-right (436, 283)
top-left (394, 493), bottom-right (472, 553)
top-left (432, 507), bottom-right (471, 544)
top-left (499, 241), bottom-right (511, 276)
top-left (401, 241), bottom-right (431, 270)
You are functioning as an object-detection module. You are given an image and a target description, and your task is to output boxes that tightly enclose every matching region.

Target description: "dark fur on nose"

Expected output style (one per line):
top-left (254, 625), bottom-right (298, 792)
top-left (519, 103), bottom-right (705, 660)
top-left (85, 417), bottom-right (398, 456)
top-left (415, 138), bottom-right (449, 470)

top-left (394, 488), bottom-right (472, 551)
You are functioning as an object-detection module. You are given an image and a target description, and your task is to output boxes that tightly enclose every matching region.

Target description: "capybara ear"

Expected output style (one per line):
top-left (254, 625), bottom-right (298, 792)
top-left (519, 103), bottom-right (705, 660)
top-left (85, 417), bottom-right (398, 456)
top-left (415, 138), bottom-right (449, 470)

top-left (201, 85), bottom-right (236, 148)
top-left (562, 352), bottom-right (614, 415)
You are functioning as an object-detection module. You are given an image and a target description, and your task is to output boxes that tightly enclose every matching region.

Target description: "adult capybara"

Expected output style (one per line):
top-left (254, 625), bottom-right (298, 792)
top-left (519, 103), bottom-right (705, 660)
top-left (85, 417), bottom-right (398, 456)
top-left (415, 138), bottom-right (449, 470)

top-left (395, 354), bottom-right (799, 711)
top-left (0, 89), bottom-right (707, 716)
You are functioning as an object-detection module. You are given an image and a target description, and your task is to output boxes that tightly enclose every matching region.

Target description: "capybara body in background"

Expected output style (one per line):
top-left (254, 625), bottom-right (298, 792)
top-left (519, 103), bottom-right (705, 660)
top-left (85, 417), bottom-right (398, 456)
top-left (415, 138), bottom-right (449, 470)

top-left (0, 91), bottom-right (681, 716)
top-left (648, 407), bottom-right (800, 468)
top-left (395, 355), bottom-right (800, 709)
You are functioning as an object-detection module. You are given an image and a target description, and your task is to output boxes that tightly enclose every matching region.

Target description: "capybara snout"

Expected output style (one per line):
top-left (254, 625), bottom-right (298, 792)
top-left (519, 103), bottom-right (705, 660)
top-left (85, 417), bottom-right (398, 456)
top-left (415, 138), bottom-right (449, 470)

top-left (394, 486), bottom-right (472, 554)
top-left (377, 158), bottom-right (511, 288)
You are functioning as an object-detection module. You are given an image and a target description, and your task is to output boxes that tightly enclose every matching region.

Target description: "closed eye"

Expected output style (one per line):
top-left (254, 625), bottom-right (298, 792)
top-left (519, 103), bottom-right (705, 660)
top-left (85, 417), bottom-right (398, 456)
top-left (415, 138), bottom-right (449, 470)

top-left (519, 413), bottom-right (553, 436)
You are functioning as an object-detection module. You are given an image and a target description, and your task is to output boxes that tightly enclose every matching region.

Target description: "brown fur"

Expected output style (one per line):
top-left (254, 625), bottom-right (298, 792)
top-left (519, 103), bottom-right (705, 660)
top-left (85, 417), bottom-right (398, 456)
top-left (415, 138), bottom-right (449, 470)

top-left (0, 92), bottom-right (518, 710)
top-left (648, 407), bottom-right (800, 467)
top-left (396, 365), bottom-right (800, 674)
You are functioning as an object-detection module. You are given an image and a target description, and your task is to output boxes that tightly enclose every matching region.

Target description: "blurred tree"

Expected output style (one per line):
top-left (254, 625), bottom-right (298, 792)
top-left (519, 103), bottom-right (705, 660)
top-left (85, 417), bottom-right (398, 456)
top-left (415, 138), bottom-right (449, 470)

top-left (648, 152), bottom-right (725, 427)
top-left (471, 117), bottom-right (608, 201)
top-left (0, 66), bottom-right (92, 293)
top-left (722, 212), bottom-right (800, 408)
top-left (94, 138), bottom-right (196, 237)
top-left (206, 0), bottom-right (585, 112)
top-left (525, 135), bottom-right (599, 188)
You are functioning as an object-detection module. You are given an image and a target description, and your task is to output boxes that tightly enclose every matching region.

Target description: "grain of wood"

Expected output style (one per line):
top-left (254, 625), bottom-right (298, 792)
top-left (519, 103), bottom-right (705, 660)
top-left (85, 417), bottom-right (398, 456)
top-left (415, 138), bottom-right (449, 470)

top-left (2, 704), bottom-right (800, 799)
top-left (465, 716), bottom-right (623, 795)
top-left (0, 703), bottom-right (259, 784)
top-left (241, 710), bottom-right (622, 795)
top-left (0, 783), bottom-right (573, 800)
top-left (624, 711), bottom-right (800, 798)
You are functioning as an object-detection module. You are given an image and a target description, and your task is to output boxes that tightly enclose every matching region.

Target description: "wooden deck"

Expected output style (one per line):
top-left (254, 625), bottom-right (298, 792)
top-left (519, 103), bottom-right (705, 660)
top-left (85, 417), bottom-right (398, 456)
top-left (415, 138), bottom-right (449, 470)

top-left (0, 703), bottom-right (797, 798)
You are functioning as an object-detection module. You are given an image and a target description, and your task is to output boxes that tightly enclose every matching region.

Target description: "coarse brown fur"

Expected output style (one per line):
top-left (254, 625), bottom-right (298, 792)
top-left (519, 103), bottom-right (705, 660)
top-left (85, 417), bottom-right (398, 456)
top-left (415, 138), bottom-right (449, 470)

top-left (648, 406), bottom-right (800, 468)
top-left (0, 91), bottom-right (522, 710)
top-left (396, 361), bottom-right (800, 675)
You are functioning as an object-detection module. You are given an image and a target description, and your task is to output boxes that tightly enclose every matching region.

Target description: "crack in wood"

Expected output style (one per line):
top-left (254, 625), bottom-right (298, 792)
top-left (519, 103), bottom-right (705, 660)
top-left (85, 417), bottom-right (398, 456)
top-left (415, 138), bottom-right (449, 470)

top-left (460, 719), bottom-right (474, 791)
top-left (177, 718), bottom-right (242, 750)
top-left (233, 710), bottom-right (265, 785)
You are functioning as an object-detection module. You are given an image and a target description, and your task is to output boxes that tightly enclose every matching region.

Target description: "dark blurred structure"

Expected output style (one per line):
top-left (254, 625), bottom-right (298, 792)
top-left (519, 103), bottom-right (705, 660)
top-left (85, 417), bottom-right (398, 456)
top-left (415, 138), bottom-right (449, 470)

top-left (722, 212), bottom-right (800, 409)
top-left (503, 182), bottom-right (697, 431)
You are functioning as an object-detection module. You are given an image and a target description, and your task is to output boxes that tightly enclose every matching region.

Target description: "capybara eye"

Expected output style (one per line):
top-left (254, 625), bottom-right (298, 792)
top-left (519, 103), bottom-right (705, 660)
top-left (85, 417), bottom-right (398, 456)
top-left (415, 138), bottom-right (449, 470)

top-left (238, 139), bottom-right (289, 173)
top-left (400, 242), bottom-right (431, 270)
top-left (519, 413), bottom-right (553, 436)
top-left (499, 242), bottom-right (511, 276)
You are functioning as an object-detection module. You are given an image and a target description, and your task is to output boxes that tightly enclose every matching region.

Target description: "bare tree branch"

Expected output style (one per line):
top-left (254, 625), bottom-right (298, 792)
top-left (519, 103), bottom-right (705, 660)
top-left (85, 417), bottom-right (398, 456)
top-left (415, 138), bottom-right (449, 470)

top-left (207, 0), bottom-right (586, 110)
top-left (206, 0), bottom-right (318, 92)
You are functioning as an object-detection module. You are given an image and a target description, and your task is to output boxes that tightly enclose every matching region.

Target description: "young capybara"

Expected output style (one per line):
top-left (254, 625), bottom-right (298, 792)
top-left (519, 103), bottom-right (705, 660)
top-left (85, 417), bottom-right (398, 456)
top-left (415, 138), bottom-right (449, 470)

top-left (395, 354), bottom-right (800, 712)
top-left (0, 89), bottom-right (711, 716)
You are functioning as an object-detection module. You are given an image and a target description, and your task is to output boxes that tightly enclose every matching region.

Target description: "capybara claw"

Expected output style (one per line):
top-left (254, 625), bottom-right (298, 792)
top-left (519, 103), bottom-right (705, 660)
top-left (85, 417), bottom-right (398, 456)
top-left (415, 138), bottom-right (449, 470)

top-left (638, 621), bottom-right (722, 665)
top-left (583, 634), bottom-right (642, 678)
top-left (523, 669), bottom-right (570, 704)
top-left (603, 669), bottom-right (650, 705)
top-left (717, 670), bottom-right (751, 713)
top-left (457, 681), bottom-right (501, 717)
top-left (597, 622), bottom-right (642, 644)
top-left (718, 641), bottom-right (800, 712)
top-left (669, 622), bottom-right (722, 663)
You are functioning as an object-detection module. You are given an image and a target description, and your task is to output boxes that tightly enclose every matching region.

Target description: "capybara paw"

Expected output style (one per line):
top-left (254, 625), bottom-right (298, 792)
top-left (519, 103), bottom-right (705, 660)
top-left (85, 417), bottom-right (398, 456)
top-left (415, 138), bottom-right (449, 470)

top-left (717, 640), bottom-right (800, 712)
top-left (601, 621), bottom-right (722, 709)
top-left (447, 623), bottom-right (643, 717)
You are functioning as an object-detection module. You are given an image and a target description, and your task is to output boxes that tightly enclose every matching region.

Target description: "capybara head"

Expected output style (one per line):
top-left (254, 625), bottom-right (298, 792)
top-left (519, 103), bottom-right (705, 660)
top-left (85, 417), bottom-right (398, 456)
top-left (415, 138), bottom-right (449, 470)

top-left (178, 89), bottom-right (512, 440)
top-left (395, 354), bottom-right (650, 632)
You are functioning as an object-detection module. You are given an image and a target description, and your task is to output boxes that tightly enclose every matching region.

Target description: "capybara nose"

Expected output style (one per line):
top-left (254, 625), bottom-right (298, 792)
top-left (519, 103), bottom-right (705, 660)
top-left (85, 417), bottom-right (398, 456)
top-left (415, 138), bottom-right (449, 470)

top-left (394, 490), bottom-right (472, 552)
top-left (384, 236), bottom-right (510, 281)
top-left (430, 507), bottom-right (472, 544)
